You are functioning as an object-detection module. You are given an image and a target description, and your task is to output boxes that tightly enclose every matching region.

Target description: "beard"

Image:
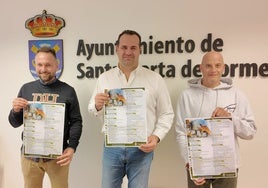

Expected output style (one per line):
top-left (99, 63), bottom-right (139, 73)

top-left (38, 73), bottom-right (56, 84)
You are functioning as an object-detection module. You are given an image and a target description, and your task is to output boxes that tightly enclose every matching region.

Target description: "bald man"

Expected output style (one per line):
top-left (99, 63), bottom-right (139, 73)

top-left (175, 51), bottom-right (257, 188)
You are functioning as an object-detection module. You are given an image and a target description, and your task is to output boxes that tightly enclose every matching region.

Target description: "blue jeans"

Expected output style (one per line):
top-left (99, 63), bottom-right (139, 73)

top-left (102, 147), bottom-right (153, 188)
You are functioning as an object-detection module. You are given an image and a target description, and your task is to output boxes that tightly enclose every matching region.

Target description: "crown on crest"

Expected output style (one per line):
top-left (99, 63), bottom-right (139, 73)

top-left (25, 10), bottom-right (65, 37)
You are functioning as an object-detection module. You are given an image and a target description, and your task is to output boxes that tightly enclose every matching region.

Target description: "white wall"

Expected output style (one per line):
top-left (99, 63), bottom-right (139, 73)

top-left (0, 0), bottom-right (267, 188)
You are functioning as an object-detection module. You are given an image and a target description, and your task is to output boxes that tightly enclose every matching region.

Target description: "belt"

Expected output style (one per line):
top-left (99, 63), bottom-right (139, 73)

top-left (25, 157), bottom-right (52, 162)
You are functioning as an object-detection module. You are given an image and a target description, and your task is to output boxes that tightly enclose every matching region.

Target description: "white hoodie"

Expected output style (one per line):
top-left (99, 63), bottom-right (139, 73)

top-left (175, 77), bottom-right (257, 168)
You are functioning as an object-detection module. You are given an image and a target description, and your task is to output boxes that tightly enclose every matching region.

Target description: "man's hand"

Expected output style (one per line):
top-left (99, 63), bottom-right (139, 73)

top-left (56, 148), bottom-right (75, 166)
top-left (139, 135), bottom-right (159, 153)
top-left (212, 107), bottom-right (231, 117)
top-left (95, 93), bottom-right (109, 111)
top-left (193, 178), bottom-right (206, 186)
top-left (186, 163), bottom-right (206, 185)
top-left (12, 98), bottom-right (28, 112)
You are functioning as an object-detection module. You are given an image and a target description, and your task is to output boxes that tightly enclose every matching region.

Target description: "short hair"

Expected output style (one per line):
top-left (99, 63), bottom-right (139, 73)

top-left (37, 46), bottom-right (57, 59)
top-left (115, 30), bottom-right (141, 46)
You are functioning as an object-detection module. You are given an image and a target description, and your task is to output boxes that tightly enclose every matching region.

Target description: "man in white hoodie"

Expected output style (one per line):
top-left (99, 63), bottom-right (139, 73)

top-left (175, 51), bottom-right (257, 188)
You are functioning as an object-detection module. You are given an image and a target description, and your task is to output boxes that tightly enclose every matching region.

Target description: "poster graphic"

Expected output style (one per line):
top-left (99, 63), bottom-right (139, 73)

top-left (23, 102), bottom-right (65, 159)
top-left (186, 117), bottom-right (237, 179)
top-left (104, 88), bottom-right (147, 147)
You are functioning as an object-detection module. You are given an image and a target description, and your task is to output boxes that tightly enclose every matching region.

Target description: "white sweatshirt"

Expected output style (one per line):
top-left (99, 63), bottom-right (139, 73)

top-left (175, 78), bottom-right (257, 168)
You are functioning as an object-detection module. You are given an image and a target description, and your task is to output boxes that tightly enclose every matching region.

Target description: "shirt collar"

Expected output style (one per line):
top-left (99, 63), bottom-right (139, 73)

top-left (117, 65), bottom-right (141, 75)
top-left (39, 77), bottom-right (58, 86)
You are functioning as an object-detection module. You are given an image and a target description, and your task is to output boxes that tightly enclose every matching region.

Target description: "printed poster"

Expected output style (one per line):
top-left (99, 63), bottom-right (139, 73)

top-left (104, 88), bottom-right (147, 147)
top-left (23, 102), bottom-right (65, 159)
top-left (186, 117), bottom-right (237, 179)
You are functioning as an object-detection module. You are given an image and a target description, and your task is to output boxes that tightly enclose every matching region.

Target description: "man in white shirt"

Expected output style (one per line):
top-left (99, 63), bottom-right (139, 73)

top-left (88, 30), bottom-right (174, 188)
